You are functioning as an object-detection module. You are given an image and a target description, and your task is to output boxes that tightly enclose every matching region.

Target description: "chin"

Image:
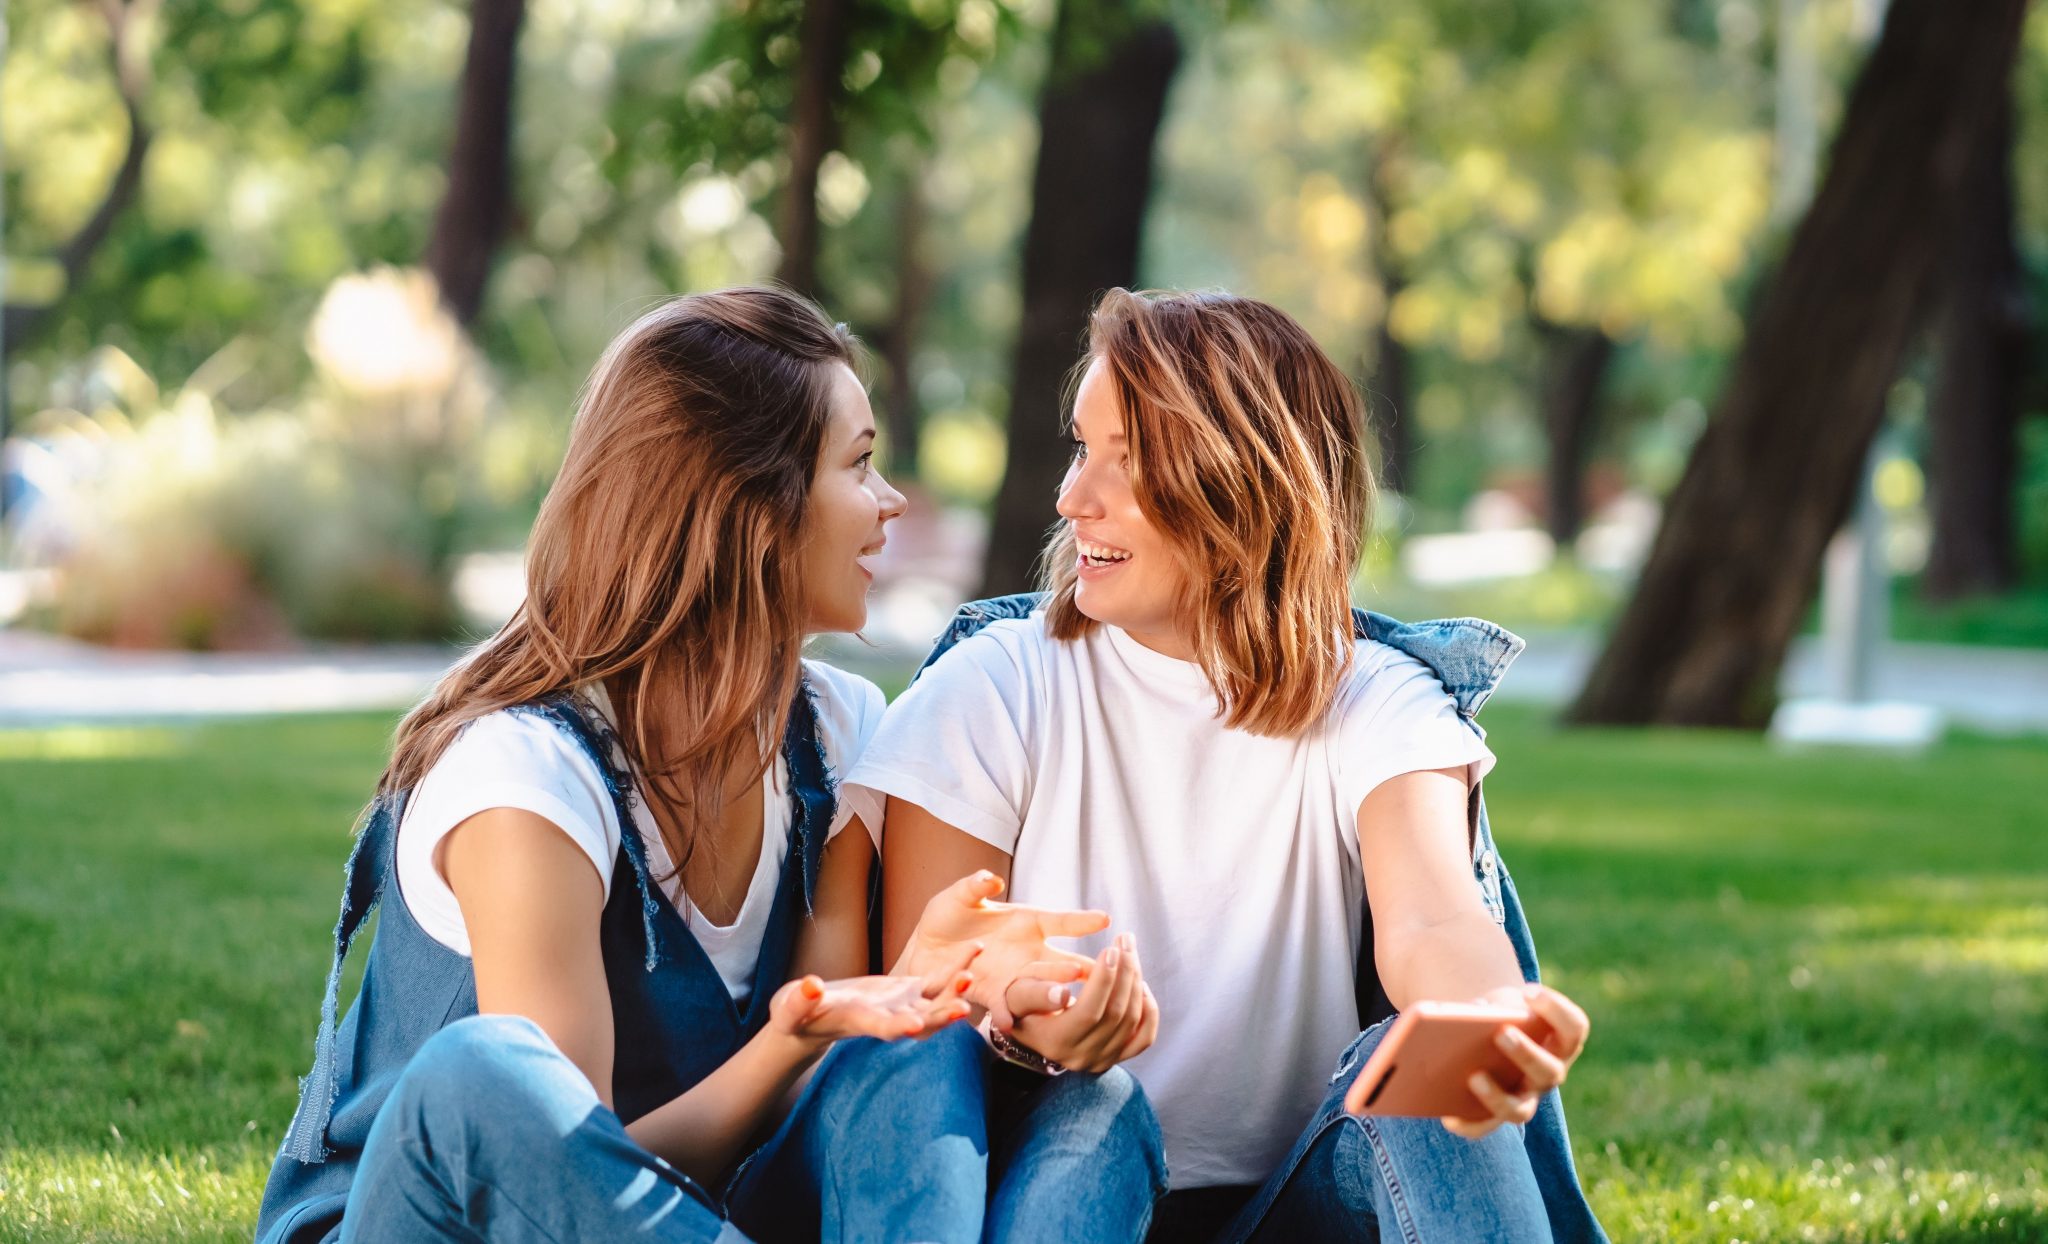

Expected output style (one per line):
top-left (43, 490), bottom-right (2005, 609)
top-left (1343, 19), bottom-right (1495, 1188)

top-left (1071, 586), bottom-right (1118, 627)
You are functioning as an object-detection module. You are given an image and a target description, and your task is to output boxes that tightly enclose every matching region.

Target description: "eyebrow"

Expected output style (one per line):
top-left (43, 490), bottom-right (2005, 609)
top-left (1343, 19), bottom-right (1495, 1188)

top-left (852, 427), bottom-right (876, 444)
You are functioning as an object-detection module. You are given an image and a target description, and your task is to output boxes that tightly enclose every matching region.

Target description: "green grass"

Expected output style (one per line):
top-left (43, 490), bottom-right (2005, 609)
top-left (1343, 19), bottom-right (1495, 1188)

top-left (2, 709), bottom-right (2045, 1241)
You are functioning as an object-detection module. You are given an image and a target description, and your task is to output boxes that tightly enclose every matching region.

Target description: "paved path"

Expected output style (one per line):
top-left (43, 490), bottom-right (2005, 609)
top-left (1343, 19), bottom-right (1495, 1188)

top-left (1491, 630), bottom-right (2048, 735)
top-left (4, 621), bottom-right (2043, 735)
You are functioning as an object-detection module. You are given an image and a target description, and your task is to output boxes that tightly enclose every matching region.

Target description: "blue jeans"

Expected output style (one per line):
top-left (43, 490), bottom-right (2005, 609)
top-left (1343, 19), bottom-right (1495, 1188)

top-left (1150, 1017), bottom-right (1557, 1244)
top-left (340, 1015), bottom-right (1166, 1243)
top-left (731, 1023), bottom-right (1169, 1243)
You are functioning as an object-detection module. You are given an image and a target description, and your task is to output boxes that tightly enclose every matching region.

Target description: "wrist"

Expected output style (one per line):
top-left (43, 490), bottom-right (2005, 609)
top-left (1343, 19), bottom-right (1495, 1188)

top-left (1474, 983), bottom-right (1536, 1010)
top-left (978, 1013), bottom-right (1066, 1076)
top-left (763, 1017), bottom-right (833, 1064)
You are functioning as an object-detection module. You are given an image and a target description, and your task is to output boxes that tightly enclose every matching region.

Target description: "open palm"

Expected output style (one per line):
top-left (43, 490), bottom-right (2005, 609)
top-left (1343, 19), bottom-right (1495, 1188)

top-left (769, 949), bottom-right (978, 1044)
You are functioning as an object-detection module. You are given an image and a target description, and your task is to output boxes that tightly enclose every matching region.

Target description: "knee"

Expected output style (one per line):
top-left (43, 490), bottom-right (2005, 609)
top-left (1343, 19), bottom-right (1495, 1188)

top-left (385, 1015), bottom-right (598, 1149)
top-left (818, 1022), bottom-right (989, 1114)
top-left (1034, 1066), bottom-right (1168, 1191)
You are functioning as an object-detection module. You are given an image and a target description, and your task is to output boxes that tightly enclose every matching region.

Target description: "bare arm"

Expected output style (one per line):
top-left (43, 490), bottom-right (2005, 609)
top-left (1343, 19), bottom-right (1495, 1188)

top-left (880, 796), bottom-right (1014, 968)
top-left (443, 808), bottom-right (617, 1103)
top-left (446, 808), bottom-right (969, 1186)
top-left (1355, 768), bottom-right (1524, 1010)
top-left (794, 820), bottom-right (879, 981)
top-left (1356, 768), bottom-right (1591, 1137)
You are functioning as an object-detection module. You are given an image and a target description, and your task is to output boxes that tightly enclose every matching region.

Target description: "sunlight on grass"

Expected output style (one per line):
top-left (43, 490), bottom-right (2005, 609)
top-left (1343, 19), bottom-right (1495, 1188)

top-left (0, 1143), bottom-right (273, 1244)
top-left (0, 727), bottom-right (186, 762)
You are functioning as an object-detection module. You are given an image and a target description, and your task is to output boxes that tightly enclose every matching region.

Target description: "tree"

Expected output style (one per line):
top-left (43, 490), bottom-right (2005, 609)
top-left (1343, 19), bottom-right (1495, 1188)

top-left (877, 159), bottom-right (933, 476)
top-left (2, 0), bottom-right (159, 349)
top-left (422, 0), bottom-right (527, 327)
top-left (979, 2), bottom-right (1181, 596)
top-left (1534, 320), bottom-right (1615, 547)
top-left (1923, 84), bottom-right (2030, 601)
top-left (772, 0), bottom-right (853, 297)
top-left (1361, 143), bottom-right (1414, 496)
top-left (1569, 0), bottom-right (2030, 727)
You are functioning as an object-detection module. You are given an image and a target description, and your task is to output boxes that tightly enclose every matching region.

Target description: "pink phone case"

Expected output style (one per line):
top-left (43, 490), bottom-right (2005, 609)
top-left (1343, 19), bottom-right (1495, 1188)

top-left (1342, 1001), bottom-right (1554, 1121)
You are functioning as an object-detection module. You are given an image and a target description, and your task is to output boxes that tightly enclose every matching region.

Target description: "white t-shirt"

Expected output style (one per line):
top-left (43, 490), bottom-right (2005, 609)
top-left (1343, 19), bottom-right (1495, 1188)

top-left (394, 660), bottom-right (887, 1006)
top-left (844, 615), bottom-right (1494, 1188)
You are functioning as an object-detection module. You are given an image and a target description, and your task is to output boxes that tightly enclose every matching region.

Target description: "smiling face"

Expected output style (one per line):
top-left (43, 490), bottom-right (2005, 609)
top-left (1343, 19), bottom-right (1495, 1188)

top-left (1054, 357), bottom-right (1195, 657)
top-left (800, 363), bottom-right (907, 634)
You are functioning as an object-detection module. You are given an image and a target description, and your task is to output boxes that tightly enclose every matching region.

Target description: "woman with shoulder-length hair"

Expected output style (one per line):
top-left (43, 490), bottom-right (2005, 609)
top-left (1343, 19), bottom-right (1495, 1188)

top-left (255, 286), bottom-right (1155, 1244)
top-left (847, 288), bottom-right (1608, 1241)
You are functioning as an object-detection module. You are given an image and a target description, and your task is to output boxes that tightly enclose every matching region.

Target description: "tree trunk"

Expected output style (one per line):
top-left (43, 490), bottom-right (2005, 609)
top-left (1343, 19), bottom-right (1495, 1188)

top-left (978, 5), bottom-right (1181, 596)
top-left (773, 0), bottom-right (852, 298)
top-left (879, 163), bottom-right (932, 477)
top-left (1923, 86), bottom-right (2028, 601)
top-left (1363, 150), bottom-right (1413, 496)
top-left (1538, 324), bottom-right (1615, 548)
top-left (1367, 307), bottom-right (1414, 497)
top-left (1569, 0), bottom-right (2028, 728)
top-left (3, 0), bottom-right (159, 348)
top-left (422, 0), bottom-right (526, 327)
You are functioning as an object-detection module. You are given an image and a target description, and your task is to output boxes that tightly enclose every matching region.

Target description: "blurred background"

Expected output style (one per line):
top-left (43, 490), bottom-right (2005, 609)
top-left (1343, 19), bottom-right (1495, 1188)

top-left (4, 0), bottom-right (2045, 722)
top-left (2, 1), bottom-right (2046, 1241)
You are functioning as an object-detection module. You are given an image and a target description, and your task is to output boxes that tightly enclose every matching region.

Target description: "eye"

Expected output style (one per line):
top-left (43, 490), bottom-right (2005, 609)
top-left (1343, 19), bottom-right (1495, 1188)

top-left (855, 450), bottom-right (874, 475)
top-left (1063, 433), bottom-right (1088, 462)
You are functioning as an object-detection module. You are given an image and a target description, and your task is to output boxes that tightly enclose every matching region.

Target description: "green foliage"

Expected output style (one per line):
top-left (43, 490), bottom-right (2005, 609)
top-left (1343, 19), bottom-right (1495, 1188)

top-left (3, 705), bottom-right (2045, 1239)
top-left (25, 269), bottom-right (520, 647)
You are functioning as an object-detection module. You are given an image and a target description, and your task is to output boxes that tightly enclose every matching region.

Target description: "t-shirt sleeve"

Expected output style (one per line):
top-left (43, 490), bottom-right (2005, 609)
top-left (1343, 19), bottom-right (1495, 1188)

top-left (813, 666), bottom-right (890, 849)
top-left (393, 712), bottom-right (623, 956)
top-left (1332, 646), bottom-right (1498, 821)
top-left (842, 631), bottom-right (1036, 855)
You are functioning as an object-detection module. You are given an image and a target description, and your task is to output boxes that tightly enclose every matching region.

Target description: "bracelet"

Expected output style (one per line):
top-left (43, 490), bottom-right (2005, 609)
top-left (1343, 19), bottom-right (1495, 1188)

top-left (978, 1013), bottom-right (1066, 1076)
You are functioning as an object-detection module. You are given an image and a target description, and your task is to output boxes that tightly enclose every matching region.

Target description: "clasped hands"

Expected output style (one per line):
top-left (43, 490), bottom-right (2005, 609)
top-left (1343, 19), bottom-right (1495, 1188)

top-left (890, 871), bottom-right (1158, 1073)
top-left (765, 871), bottom-right (1155, 1073)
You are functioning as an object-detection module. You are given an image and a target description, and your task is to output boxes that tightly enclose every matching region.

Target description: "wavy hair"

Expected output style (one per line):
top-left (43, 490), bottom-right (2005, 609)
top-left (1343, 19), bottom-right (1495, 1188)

top-left (381, 287), bottom-right (858, 881)
top-left (1042, 288), bottom-right (1374, 737)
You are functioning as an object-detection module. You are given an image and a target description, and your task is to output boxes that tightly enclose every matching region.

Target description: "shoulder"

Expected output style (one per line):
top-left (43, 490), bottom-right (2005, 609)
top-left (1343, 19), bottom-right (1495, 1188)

top-left (1330, 637), bottom-right (1461, 731)
top-left (801, 658), bottom-right (889, 741)
top-left (922, 614), bottom-right (1054, 684)
top-left (427, 705), bottom-right (607, 784)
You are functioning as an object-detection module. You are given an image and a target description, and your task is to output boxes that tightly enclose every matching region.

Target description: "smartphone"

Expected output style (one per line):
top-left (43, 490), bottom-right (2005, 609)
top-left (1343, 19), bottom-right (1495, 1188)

top-left (1342, 1000), bottom-right (1555, 1121)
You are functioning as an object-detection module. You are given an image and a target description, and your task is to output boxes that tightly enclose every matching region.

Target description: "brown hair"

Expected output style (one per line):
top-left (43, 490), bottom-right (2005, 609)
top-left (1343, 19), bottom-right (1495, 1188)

top-left (1042, 288), bottom-right (1374, 737)
top-left (382, 287), bottom-right (859, 879)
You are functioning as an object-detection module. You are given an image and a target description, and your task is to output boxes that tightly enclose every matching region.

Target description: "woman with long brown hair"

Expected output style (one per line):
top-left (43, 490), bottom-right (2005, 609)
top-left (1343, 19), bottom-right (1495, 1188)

top-left (254, 287), bottom-right (1159, 1243)
top-left (848, 288), bottom-right (1607, 1241)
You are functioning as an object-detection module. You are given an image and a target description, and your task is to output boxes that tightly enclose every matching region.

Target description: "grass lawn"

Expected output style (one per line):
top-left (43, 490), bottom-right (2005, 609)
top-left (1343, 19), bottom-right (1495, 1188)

top-left (2, 706), bottom-right (2045, 1241)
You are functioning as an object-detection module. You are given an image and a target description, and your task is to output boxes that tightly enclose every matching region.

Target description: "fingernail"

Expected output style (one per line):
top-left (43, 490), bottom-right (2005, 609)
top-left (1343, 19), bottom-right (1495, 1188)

top-left (1469, 1073), bottom-right (1487, 1092)
top-left (801, 978), bottom-right (823, 1001)
top-left (1496, 1030), bottom-right (1517, 1051)
top-left (1103, 948), bottom-right (1120, 968)
top-left (956, 975), bottom-right (973, 994)
top-left (1050, 985), bottom-right (1069, 1008)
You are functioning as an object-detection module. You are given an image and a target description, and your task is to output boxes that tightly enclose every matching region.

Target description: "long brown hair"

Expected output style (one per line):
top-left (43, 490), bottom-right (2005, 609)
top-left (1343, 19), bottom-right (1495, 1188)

top-left (1042, 288), bottom-right (1374, 737)
top-left (382, 287), bottom-right (859, 877)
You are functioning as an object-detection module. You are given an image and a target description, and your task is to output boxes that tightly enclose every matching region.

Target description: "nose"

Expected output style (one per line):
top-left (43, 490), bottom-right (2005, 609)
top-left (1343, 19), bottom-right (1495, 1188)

top-left (875, 468), bottom-right (909, 524)
top-left (1054, 457), bottom-right (1099, 520)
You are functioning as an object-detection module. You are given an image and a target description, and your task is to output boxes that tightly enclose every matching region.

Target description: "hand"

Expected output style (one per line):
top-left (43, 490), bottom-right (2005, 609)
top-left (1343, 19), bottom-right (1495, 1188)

top-left (1442, 983), bottom-right (1590, 1139)
top-left (771, 938), bottom-right (980, 1046)
top-left (1004, 933), bottom-right (1159, 1073)
top-left (895, 870), bottom-right (1106, 1029)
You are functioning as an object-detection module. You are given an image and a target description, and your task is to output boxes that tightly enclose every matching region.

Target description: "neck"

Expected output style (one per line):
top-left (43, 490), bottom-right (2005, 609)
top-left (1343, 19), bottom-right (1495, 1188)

top-left (1120, 622), bottom-right (1198, 663)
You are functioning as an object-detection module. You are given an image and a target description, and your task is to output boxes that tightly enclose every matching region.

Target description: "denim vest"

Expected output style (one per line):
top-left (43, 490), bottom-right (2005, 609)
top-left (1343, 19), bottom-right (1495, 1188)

top-left (255, 686), bottom-right (838, 1244)
top-left (916, 595), bottom-right (1607, 1244)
